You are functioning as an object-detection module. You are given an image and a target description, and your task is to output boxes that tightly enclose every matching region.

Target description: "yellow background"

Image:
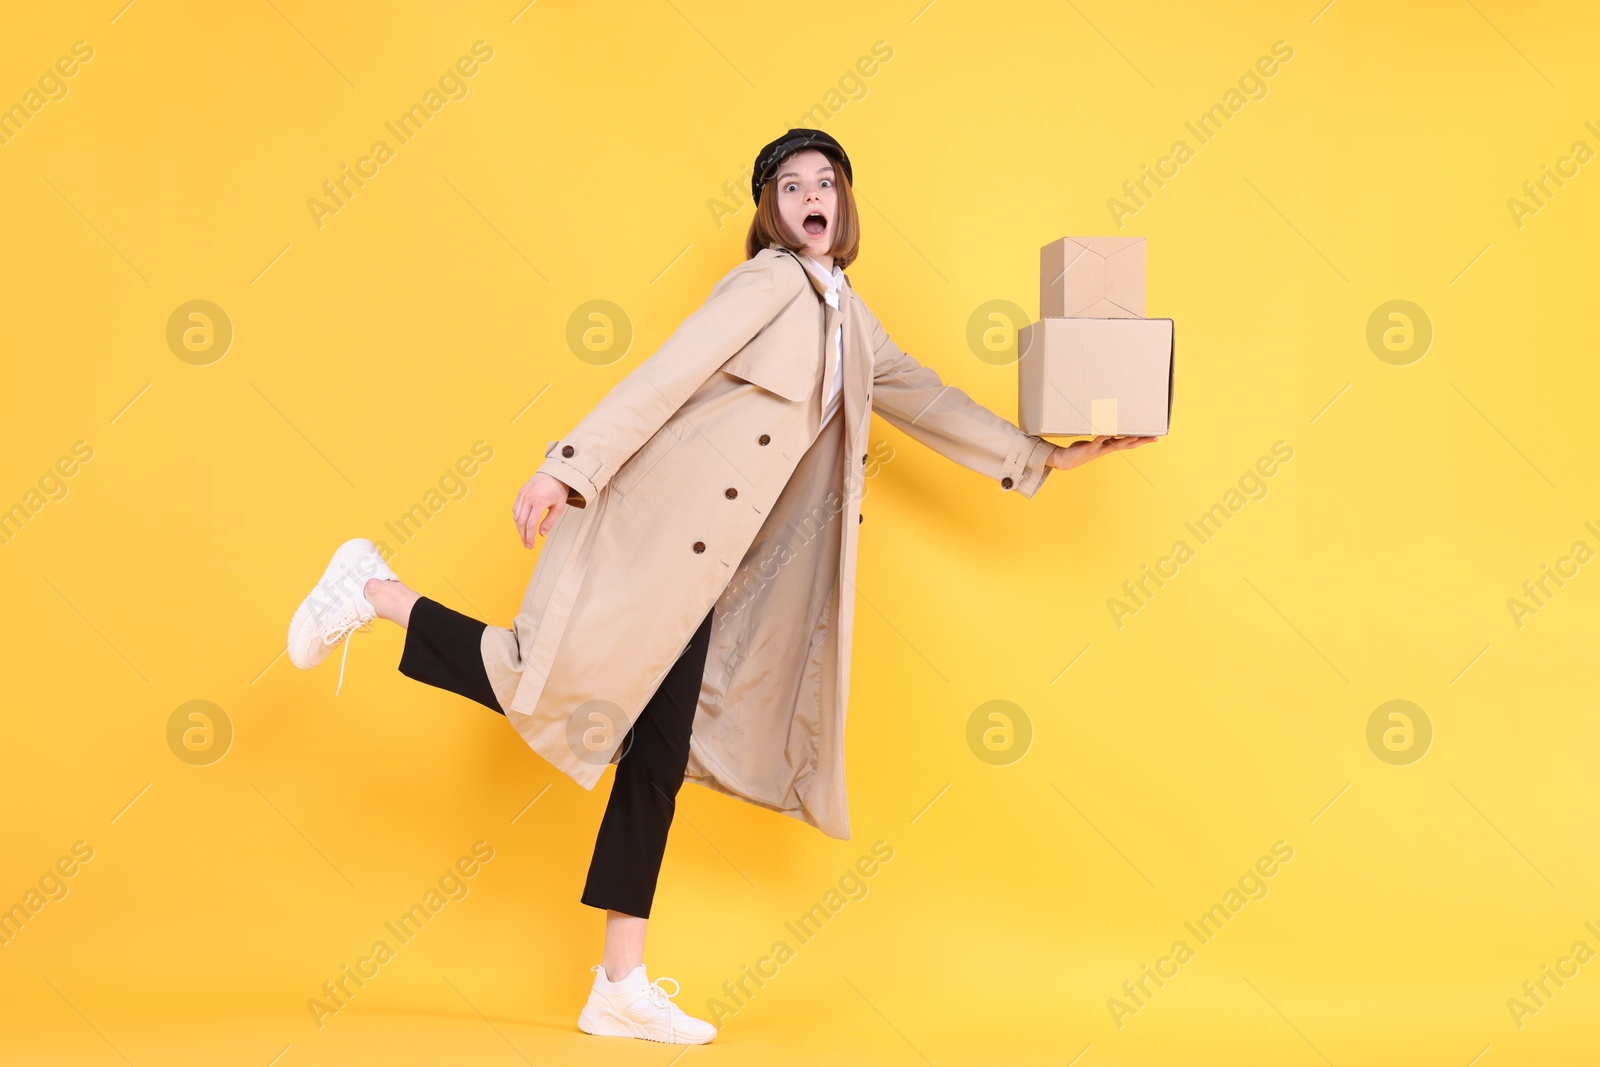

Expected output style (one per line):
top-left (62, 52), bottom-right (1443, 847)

top-left (3, 1), bottom-right (1597, 1063)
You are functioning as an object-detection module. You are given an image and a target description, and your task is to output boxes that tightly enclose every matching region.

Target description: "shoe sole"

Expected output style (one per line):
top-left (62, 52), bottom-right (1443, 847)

top-left (576, 1005), bottom-right (714, 1044)
top-left (287, 538), bottom-right (392, 670)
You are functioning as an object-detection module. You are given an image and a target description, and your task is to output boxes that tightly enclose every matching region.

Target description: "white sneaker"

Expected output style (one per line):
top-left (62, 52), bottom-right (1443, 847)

top-left (287, 538), bottom-right (398, 695)
top-left (576, 963), bottom-right (716, 1044)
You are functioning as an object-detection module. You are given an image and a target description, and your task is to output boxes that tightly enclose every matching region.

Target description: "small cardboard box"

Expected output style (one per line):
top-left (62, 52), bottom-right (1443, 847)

top-left (1017, 317), bottom-right (1174, 437)
top-left (1041, 236), bottom-right (1145, 318)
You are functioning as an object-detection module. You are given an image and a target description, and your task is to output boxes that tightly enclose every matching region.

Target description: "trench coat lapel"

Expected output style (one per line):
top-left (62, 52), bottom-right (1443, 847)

top-left (772, 239), bottom-right (836, 301)
top-left (813, 285), bottom-right (871, 457)
top-left (838, 274), bottom-right (870, 445)
top-left (766, 241), bottom-right (868, 433)
top-left (819, 297), bottom-right (841, 426)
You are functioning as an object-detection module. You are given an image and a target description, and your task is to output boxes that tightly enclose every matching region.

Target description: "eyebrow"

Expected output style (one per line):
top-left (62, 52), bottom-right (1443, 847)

top-left (776, 165), bottom-right (834, 182)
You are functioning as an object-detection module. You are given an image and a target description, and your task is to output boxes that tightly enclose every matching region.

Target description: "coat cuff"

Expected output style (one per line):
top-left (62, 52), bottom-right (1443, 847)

top-left (538, 439), bottom-right (606, 507)
top-left (1001, 433), bottom-right (1055, 499)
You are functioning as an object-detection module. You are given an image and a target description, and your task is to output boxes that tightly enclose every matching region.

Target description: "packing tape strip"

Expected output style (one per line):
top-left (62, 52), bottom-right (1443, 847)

top-left (1090, 397), bottom-right (1118, 436)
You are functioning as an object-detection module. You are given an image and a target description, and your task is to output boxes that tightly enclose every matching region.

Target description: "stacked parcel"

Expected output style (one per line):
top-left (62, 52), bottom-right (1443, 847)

top-left (1018, 237), bottom-right (1174, 438)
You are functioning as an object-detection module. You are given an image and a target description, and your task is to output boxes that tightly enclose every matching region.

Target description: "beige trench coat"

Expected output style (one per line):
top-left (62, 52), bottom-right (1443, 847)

top-left (479, 240), bottom-right (1056, 839)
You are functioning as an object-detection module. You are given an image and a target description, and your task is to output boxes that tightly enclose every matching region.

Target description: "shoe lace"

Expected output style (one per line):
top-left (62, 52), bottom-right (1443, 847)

top-left (644, 976), bottom-right (682, 1012)
top-left (321, 601), bottom-right (374, 698)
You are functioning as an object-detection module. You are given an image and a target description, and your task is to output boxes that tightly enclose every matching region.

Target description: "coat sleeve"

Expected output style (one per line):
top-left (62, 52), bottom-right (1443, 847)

top-left (537, 251), bottom-right (806, 506)
top-left (863, 301), bottom-right (1056, 499)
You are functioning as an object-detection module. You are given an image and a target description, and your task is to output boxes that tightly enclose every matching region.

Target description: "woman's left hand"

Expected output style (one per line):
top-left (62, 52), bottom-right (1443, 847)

top-left (1045, 434), bottom-right (1158, 471)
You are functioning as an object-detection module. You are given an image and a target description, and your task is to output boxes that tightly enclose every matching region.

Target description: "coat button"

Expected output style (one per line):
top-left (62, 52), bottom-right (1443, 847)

top-left (861, 452), bottom-right (868, 465)
top-left (725, 487), bottom-right (738, 499)
top-left (758, 433), bottom-right (771, 446)
top-left (692, 541), bottom-right (705, 553)
top-left (858, 513), bottom-right (864, 524)
top-left (561, 445), bottom-right (574, 457)
top-left (1001, 476), bottom-right (1014, 489)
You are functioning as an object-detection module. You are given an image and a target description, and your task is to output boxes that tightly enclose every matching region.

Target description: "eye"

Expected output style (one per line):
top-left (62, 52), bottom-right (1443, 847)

top-left (783, 182), bottom-right (797, 193)
top-left (820, 178), bottom-right (832, 188)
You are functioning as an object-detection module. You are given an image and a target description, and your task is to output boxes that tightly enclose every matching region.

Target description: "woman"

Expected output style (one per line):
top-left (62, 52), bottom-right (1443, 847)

top-left (286, 128), bottom-right (1154, 1045)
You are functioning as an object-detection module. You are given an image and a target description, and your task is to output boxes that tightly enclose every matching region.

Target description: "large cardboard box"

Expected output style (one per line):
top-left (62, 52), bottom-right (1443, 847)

top-left (1041, 236), bottom-right (1145, 318)
top-left (1017, 317), bottom-right (1174, 437)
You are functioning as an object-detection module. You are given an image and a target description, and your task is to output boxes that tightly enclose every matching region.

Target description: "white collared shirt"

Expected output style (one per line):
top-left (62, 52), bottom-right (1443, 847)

top-left (801, 254), bottom-right (845, 426)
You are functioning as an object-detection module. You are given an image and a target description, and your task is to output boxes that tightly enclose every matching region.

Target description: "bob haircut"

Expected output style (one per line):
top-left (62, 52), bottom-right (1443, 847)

top-left (745, 149), bottom-right (860, 269)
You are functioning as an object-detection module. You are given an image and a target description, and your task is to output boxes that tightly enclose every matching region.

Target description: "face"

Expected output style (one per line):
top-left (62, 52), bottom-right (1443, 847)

top-left (772, 148), bottom-right (839, 260)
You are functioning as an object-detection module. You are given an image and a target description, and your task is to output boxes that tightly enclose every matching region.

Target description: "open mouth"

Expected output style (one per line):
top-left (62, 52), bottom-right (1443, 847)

top-left (802, 211), bottom-right (827, 237)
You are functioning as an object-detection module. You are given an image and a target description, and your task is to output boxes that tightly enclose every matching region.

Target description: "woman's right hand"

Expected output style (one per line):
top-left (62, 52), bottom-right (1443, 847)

top-left (513, 472), bottom-right (572, 548)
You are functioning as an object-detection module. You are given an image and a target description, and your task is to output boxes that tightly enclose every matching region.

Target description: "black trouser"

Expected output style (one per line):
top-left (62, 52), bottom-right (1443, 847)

top-left (396, 595), bottom-right (714, 919)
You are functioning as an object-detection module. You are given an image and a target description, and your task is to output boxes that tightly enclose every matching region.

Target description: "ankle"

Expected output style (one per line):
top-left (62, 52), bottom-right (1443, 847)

top-left (601, 958), bottom-right (640, 983)
top-left (364, 578), bottom-right (404, 619)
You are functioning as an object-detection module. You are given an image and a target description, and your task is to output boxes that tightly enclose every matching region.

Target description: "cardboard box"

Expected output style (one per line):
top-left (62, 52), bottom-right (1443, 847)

top-left (1017, 317), bottom-right (1174, 436)
top-left (1041, 236), bottom-right (1145, 318)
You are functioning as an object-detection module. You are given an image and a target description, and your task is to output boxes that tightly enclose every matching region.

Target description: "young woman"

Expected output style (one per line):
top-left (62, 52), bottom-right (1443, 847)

top-left (286, 128), bottom-right (1154, 1045)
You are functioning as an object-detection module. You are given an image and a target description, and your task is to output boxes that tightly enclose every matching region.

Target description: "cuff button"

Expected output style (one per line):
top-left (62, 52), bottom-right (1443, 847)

top-left (1001, 476), bottom-right (1014, 489)
top-left (561, 445), bottom-right (574, 457)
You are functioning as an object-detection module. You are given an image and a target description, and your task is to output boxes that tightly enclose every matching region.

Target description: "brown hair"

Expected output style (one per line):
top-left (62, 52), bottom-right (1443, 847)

top-left (744, 150), bottom-right (860, 269)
